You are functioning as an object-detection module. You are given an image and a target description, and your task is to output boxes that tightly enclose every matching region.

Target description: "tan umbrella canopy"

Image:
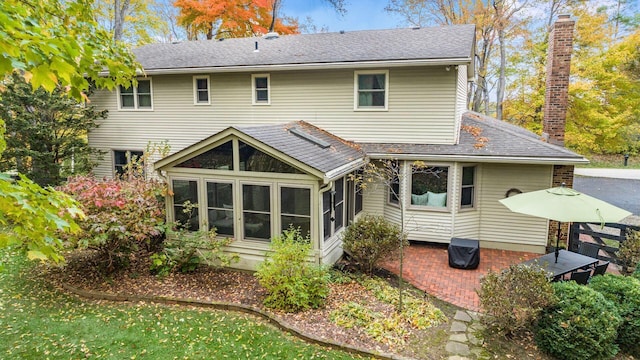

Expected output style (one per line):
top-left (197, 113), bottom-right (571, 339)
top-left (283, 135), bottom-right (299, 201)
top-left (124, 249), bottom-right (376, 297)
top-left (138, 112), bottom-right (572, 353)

top-left (499, 184), bottom-right (631, 262)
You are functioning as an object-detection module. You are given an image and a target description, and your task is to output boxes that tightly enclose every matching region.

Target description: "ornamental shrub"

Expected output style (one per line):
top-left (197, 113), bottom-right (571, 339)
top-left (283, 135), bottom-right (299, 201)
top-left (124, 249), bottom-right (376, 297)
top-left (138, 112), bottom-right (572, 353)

top-left (477, 263), bottom-right (555, 336)
top-left (59, 174), bottom-right (166, 273)
top-left (535, 281), bottom-right (622, 360)
top-left (590, 274), bottom-right (640, 356)
top-left (255, 227), bottom-right (330, 313)
top-left (619, 230), bottom-right (640, 275)
top-left (341, 215), bottom-right (408, 274)
top-left (152, 226), bottom-right (238, 275)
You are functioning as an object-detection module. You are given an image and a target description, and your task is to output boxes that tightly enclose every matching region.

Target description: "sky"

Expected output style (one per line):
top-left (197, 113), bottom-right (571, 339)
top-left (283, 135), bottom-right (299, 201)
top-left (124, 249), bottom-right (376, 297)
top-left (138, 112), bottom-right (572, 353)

top-left (281, 0), bottom-right (407, 33)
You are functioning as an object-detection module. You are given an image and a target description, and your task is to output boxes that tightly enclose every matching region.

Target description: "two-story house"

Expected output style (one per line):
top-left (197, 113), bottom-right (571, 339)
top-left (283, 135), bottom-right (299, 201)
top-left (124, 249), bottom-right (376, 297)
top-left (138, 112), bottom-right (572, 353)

top-left (89, 18), bottom-right (587, 270)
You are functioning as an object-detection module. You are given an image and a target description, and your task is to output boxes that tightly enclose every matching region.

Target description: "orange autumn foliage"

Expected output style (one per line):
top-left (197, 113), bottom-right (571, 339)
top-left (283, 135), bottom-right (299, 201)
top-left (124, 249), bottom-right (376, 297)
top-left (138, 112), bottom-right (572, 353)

top-left (174, 0), bottom-right (298, 40)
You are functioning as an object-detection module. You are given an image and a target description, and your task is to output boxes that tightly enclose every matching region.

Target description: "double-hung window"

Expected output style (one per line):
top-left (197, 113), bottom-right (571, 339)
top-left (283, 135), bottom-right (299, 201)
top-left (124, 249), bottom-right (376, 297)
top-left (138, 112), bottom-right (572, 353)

top-left (119, 79), bottom-right (153, 110)
top-left (460, 166), bottom-right (476, 209)
top-left (355, 70), bottom-right (388, 110)
top-left (113, 150), bottom-right (143, 176)
top-left (193, 76), bottom-right (210, 105)
top-left (252, 74), bottom-right (270, 105)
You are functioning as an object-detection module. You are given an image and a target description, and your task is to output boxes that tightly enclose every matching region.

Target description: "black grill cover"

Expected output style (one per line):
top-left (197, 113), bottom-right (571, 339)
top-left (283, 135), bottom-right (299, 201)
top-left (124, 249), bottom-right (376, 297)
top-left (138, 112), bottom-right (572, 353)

top-left (448, 238), bottom-right (480, 269)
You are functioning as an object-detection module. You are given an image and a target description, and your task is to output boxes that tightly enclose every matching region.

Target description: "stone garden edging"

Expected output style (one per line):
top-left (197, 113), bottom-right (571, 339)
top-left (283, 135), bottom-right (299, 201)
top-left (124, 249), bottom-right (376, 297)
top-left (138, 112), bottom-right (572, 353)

top-left (60, 283), bottom-right (413, 360)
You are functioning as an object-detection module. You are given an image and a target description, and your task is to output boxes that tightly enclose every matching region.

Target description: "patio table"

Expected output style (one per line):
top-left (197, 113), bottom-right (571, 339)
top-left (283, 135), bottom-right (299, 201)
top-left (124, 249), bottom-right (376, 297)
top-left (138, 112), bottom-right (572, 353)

top-left (522, 250), bottom-right (598, 279)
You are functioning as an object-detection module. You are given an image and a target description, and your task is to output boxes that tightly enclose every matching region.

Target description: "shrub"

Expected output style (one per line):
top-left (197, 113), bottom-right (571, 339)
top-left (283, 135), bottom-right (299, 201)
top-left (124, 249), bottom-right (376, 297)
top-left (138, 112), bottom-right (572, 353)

top-left (619, 230), bottom-right (640, 275)
top-left (633, 265), bottom-right (640, 280)
top-left (590, 274), bottom-right (640, 356)
top-left (255, 228), bottom-right (330, 312)
top-left (59, 174), bottom-right (166, 273)
top-left (156, 227), bottom-right (238, 274)
top-left (477, 263), bottom-right (555, 336)
top-left (341, 215), bottom-right (408, 274)
top-left (535, 281), bottom-right (621, 360)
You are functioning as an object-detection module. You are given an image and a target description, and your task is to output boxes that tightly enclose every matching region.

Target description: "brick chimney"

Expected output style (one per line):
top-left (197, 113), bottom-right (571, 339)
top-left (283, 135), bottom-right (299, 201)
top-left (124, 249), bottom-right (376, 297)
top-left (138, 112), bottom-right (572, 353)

top-left (542, 14), bottom-right (575, 147)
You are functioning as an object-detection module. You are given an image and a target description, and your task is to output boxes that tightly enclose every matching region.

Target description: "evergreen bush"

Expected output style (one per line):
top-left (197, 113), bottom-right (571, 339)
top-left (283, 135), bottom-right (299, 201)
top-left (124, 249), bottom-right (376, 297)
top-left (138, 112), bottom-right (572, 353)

top-left (535, 281), bottom-right (621, 360)
top-left (341, 215), bottom-right (407, 274)
top-left (589, 274), bottom-right (640, 356)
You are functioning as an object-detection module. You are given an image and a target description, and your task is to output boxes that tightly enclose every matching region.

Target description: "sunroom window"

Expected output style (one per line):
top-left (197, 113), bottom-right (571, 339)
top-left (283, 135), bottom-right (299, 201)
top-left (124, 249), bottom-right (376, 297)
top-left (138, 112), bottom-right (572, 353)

top-left (411, 166), bottom-right (449, 208)
top-left (176, 141), bottom-right (233, 170)
top-left (239, 141), bottom-right (303, 174)
top-left (242, 184), bottom-right (271, 241)
top-left (172, 179), bottom-right (199, 230)
top-left (280, 187), bottom-right (311, 237)
top-left (207, 182), bottom-right (234, 236)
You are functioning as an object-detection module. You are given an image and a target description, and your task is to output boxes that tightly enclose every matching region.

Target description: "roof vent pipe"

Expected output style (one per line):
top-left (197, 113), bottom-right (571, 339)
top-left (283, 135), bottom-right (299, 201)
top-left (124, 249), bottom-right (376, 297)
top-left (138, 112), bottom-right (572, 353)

top-left (254, 41), bottom-right (259, 52)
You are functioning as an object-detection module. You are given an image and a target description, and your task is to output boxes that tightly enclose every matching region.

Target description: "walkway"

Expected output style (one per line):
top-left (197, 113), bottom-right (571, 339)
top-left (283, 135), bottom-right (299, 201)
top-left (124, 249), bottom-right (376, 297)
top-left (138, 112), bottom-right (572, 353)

top-left (382, 243), bottom-right (538, 311)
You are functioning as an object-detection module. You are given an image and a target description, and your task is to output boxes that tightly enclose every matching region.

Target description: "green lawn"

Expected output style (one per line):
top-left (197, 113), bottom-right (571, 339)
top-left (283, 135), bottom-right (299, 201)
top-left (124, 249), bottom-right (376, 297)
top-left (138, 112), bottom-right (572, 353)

top-left (0, 249), bottom-right (365, 359)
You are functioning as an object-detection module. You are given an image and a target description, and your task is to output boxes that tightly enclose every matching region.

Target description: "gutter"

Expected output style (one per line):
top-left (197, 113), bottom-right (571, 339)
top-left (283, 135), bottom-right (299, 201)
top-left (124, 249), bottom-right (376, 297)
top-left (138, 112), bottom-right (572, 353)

top-left (365, 153), bottom-right (590, 166)
top-left (101, 58), bottom-right (472, 76)
top-left (323, 158), bottom-right (367, 184)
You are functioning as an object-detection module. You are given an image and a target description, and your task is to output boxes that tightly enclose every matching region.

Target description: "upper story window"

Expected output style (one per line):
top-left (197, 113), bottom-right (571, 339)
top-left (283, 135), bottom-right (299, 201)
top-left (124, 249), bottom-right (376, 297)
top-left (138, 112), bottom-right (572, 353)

top-left (114, 150), bottom-right (144, 177)
top-left (460, 166), bottom-right (476, 209)
top-left (119, 79), bottom-right (153, 110)
top-left (410, 166), bottom-right (449, 209)
top-left (252, 74), bottom-right (270, 105)
top-left (355, 70), bottom-right (388, 111)
top-left (193, 76), bottom-right (210, 105)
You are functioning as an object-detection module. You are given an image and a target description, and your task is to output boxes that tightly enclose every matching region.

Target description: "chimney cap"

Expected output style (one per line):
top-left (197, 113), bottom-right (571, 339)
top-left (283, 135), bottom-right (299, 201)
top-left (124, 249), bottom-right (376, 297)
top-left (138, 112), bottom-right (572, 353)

top-left (557, 14), bottom-right (571, 21)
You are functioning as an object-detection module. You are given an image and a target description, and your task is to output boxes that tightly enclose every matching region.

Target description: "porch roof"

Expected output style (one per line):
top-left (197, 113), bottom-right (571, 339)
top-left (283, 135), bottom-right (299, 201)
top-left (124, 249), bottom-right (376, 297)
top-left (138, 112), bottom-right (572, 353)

top-left (360, 111), bottom-right (589, 165)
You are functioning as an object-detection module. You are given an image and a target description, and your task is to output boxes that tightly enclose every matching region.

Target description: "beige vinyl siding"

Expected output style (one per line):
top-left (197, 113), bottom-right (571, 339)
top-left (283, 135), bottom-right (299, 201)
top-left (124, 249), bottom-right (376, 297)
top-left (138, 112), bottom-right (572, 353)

top-left (90, 67), bottom-right (458, 177)
top-left (478, 164), bottom-right (553, 252)
top-left (453, 65), bottom-right (467, 143)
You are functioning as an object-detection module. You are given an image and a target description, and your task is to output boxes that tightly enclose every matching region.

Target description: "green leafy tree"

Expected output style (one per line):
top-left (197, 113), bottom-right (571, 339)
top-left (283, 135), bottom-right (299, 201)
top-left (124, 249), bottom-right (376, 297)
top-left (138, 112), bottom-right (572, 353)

top-left (0, 0), bottom-right (139, 264)
top-left (0, 74), bottom-right (106, 186)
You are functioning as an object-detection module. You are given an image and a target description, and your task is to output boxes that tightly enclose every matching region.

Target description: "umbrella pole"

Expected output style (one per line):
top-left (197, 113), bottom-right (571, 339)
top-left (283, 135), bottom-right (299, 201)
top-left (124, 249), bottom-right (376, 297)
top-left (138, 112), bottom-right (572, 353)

top-left (555, 222), bottom-right (561, 263)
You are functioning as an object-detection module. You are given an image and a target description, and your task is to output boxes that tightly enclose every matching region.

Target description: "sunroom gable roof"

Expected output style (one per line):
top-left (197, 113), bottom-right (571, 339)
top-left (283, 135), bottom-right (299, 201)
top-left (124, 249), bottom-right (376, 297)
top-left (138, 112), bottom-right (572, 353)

top-left (155, 121), bottom-right (366, 181)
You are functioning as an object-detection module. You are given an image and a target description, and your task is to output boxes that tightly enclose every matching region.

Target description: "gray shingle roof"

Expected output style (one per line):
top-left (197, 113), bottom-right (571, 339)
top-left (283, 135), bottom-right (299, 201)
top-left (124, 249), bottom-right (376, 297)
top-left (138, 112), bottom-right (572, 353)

top-left (236, 121), bottom-right (365, 174)
top-left (134, 25), bottom-right (476, 71)
top-left (360, 111), bottom-right (587, 163)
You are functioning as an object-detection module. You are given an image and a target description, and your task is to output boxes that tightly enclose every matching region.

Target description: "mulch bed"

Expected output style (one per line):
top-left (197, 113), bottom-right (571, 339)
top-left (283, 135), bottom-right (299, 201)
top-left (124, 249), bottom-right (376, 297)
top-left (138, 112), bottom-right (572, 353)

top-left (47, 250), bottom-right (436, 359)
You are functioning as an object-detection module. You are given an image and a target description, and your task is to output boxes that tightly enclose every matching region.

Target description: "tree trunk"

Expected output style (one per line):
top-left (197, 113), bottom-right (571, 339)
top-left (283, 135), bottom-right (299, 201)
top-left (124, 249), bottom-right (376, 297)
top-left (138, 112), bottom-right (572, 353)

top-left (113, 0), bottom-right (131, 41)
top-left (496, 27), bottom-right (506, 119)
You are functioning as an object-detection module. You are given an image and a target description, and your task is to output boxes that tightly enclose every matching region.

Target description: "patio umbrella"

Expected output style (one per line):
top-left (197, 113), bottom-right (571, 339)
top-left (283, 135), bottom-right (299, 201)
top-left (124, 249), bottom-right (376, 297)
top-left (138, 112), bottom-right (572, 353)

top-left (499, 184), bottom-right (631, 262)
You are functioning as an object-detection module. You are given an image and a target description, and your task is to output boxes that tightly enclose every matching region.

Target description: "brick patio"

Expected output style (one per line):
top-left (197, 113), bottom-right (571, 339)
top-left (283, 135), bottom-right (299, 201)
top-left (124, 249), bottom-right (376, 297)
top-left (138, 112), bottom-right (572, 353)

top-left (382, 242), bottom-right (539, 312)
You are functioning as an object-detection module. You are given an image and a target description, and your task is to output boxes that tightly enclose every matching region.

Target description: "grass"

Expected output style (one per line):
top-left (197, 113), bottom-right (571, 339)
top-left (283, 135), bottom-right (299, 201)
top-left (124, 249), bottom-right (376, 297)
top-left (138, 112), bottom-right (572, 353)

top-left (578, 153), bottom-right (640, 169)
top-left (0, 249), bottom-right (365, 360)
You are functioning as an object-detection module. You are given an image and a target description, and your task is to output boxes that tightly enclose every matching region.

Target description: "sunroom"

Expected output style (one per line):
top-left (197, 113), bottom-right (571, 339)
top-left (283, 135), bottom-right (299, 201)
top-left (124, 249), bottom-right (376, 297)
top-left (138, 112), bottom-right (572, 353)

top-left (154, 121), bottom-right (366, 270)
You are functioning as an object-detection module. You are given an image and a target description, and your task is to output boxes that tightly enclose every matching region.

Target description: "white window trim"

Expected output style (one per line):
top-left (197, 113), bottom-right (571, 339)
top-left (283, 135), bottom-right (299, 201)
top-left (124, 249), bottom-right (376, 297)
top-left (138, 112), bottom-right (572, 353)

top-left (354, 70), bottom-right (389, 111)
top-left (117, 78), bottom-right (154, 111)
top-left (407, 164), bottom-right (452, 212)
top-left (251, 73), bottom-right (270, 105)
top-left (193, 75), bottom-right (211, 105)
